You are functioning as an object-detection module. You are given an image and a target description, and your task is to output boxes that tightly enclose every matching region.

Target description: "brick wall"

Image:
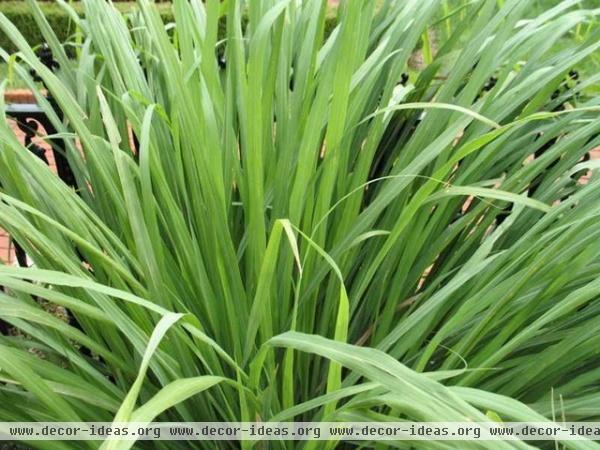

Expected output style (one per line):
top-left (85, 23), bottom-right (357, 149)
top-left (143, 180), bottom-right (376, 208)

top-left (1, 118), bottom-right (55, 264)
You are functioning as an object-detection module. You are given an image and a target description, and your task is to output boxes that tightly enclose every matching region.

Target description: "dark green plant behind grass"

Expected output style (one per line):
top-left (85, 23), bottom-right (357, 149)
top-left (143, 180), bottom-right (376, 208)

top-left (0, 2), bottom-right (174, 53)
top-left (0, 1), bottom-right (340, 54)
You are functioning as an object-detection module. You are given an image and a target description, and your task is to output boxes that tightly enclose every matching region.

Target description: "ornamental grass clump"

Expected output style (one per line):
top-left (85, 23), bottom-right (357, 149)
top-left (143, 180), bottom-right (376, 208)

top-left (1, 0), bottom-right (600, 448)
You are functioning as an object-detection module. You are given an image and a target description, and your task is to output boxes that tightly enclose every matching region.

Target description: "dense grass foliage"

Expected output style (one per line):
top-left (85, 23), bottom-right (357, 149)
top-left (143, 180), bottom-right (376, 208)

top-left (1, 0), bottom-right (600, 448)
